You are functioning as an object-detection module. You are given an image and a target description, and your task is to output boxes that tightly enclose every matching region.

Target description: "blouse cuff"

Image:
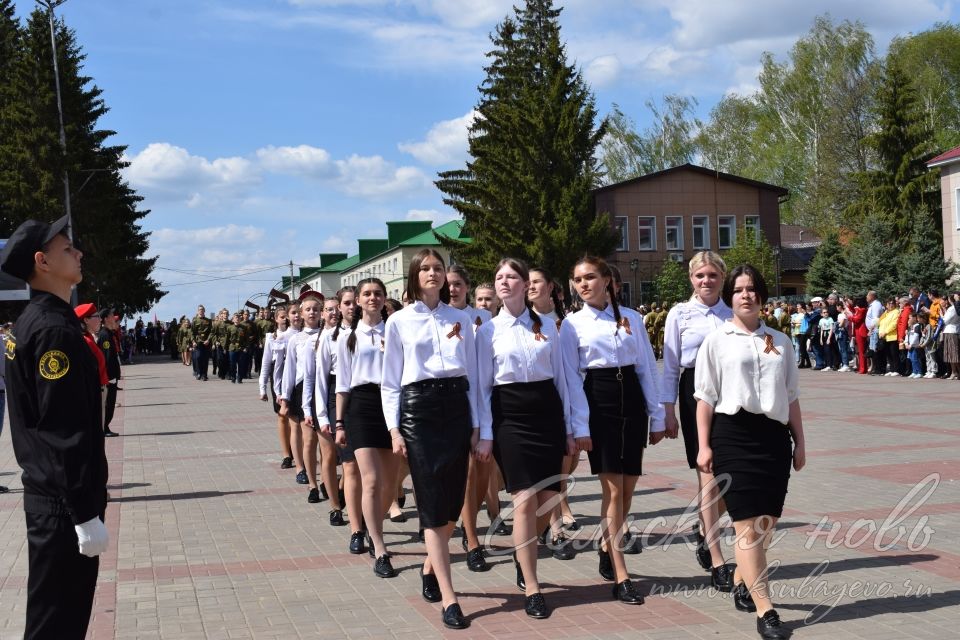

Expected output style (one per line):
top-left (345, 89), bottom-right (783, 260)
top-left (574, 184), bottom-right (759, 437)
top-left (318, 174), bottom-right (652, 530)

top-left (692, 390), bottom-right (716, 407)
top-left (649, 418), bottom-right (665, 433)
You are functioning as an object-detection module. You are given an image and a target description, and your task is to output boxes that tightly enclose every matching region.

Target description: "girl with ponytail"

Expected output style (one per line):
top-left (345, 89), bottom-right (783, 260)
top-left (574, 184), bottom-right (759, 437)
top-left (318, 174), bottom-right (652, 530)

top-left (558, 256), bottom-right (665, 606)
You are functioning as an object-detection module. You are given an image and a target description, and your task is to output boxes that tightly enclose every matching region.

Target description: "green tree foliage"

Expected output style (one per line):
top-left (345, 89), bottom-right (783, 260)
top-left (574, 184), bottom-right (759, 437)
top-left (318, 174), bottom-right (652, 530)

top-left (0, 9), bottom-right (163, 314)
top-left (721, 227), bottom-right (777, 293)
top-left (804, 231), bottom-right (846, 295)
top-left (599, 104), bottom-right (643, 184)
top-left (697, 94), bottom-right (765, 176)
top-left (837, 214), bottom-right (903, 297)
top-left (653, 259), bottom-right (690, 304)
top-left (436, 0), bottom-right (614, 280)
top-left (897, 205), bottom-right (956, 292)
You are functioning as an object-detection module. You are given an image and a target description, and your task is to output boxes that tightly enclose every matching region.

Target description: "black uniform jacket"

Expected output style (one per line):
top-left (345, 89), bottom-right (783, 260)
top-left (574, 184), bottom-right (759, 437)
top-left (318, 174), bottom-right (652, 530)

top-left (5, 291), bottom-right (107, 524)
top-left (97, 327), bottom-right (122, 380)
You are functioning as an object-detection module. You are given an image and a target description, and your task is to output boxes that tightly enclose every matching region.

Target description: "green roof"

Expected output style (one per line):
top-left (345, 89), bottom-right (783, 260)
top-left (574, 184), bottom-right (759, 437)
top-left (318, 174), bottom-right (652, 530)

top-left (398, 219), bottom-right (469, 246)
top-left (318, 254), bottom-right (360, 273)
top-left (318, 253), bottom-right (348, 268)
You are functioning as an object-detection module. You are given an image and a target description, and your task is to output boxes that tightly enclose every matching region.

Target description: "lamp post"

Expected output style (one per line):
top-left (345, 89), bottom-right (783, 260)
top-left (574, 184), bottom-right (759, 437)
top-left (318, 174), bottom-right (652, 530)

top-left (629, 258), bottom-right (639, 308)
top-left (773, 246), bottom-right (782, 298)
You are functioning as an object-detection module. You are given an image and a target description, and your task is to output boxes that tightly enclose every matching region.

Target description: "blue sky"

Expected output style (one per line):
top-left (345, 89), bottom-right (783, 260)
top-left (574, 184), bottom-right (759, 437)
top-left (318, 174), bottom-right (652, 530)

top-left (13, 0), bottom-right (960, 320)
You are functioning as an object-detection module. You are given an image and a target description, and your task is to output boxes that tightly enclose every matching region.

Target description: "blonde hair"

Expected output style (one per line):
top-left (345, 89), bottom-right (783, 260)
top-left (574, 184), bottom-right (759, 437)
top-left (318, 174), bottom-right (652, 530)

top-left (688, 250), bottom-right (726, 276)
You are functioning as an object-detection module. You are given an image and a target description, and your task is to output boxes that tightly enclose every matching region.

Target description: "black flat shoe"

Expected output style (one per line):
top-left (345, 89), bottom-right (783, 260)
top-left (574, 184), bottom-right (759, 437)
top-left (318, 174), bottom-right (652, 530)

top-left (537, 525), bottom-right (549, 545)
top-left (390, 513), bottom-right (407, 523)
top-left (491, 520), bottom-right (511, 536)
top-left (319, 483), bottom-right (329, 500)
top-left (397, 491), bottom-right (406, 509)
top-left (329, 509), bottom-right (346, 527)
top-left (307, 488), bottom-right (320, 504)
top-left (612, 579), bottom-right (645, 605)
top-left (348, 531), bottom-right (365, 554)
top-left (598, 548), bottom-right (615, 581)
top-left (548, 533), bottom-right (575, 561)
top-left (466, 547), bottom-right (489, 572)
top-left (513, 553), bottom-right (526, 591)
top-left (711, 563), bottom-right (735, 592)
top-left (295, 470), bottom-right (308, 485)
top-left (103, 429), bottom-right (119, 437)
top-left (373, 554), bottom-right (396, 578)
top-left (734, 582), bottom-right (757, 612)
top-left (0, 485), bottom-right (8, 494)
top-left (525, 592), bottom-right (550, 619)
top-left (695, 538), bottom-right (712, 572)
top-left (441, 603), bottom-right (469, 630)
top-left (280, 456), bottom-right (294, 469)
top-left (420, 566), bottom-right (441, 602)
top-left (562, 516), bottom-right (580, 531)
top-left (756, 609), bottom-right (790, 639)
top-left (622, 531), bottom-right (642, 554)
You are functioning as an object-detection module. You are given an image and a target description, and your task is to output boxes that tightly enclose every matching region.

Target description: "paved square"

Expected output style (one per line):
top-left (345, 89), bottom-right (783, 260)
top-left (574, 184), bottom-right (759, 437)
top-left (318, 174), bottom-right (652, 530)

top-left (1, 360), bottom-right (959, 639)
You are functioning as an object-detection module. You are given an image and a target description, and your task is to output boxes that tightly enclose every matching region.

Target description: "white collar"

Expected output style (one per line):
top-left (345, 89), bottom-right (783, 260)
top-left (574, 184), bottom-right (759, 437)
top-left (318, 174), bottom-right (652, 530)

top-left (722, 319), bottom-right (771, 337)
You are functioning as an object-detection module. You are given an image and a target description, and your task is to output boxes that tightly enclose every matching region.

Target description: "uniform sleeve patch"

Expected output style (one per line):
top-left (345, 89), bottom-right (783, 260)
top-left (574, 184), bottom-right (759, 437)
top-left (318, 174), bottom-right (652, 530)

top-left (4, 335), bottom-right (16, 360)
top-left (39, 350), bottom-right (70, 380)
top-left (102, 340), bottom-right (111, 350)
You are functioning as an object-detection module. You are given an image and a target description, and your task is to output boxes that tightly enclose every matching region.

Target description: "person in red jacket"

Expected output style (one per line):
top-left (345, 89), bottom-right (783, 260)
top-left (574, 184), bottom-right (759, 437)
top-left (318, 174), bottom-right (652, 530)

top-left (896, 297), bottom-right (912, 376)
top-left (75, 304), bottom-right (109, 428)
top-left (845, 297), bottom-right (869, 374)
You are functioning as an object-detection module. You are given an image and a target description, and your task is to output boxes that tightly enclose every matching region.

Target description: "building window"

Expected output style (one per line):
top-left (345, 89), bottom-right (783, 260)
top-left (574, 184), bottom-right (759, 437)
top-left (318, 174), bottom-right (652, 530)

top-left (718, 215), bottom-right (736, 249)
top-left (620, 282), bottom-right (632, 307)
top-left (665, 216), bottom-right (683, 251)
top-left (637, 217), bottom-right (656, 251)
top-left (744, 215), bottom-right (760, 242)
top-left (692, 216), bottom-right (709, 249)
top-left (614, 216), bottom-right (628, 251)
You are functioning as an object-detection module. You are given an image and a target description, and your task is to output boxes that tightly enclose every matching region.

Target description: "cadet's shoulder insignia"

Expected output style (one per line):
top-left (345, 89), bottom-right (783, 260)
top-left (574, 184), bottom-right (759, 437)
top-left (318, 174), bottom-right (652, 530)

top-left (4, 334), bottom-right (16, 360)
top-left (39, 350), bottom-right (70, 380)
top-left (102, 340), bottom-right (111, 350)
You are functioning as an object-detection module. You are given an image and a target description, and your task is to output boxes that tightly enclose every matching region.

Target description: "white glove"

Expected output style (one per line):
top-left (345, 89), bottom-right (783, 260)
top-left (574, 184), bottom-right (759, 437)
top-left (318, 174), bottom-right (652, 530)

top-left (74, 516), bottom-right (109, 557)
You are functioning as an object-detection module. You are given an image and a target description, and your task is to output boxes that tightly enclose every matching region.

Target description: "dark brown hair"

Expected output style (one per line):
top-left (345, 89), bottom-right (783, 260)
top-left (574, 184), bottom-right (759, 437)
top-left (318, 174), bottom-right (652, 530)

top-left (406, 249), bottom-right (450, 304)
top-left (721, 264), bottom-right (769, 308)
top-left (331, 286), bottom-right (355, 343)
top-left (347, 278), bottom-right (389, 353)
top-left (573, 255), bottom-right (621, 325)
top-left (530, 266), bottom-right (566, 320)
top-left (495, 258), bottom-right (542, 334)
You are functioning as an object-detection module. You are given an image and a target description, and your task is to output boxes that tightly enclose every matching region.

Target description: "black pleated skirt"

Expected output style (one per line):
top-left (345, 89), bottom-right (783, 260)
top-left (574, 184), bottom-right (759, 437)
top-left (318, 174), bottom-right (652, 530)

top-left (583, 366), bottom-right (647, 476)
top-left (678, 367), bottom-right (699, 470)
top-left (345, 383), bottom-right (391, 450)
top-left (399, 377), bottom-right (472, 528)
top-left (711, 410), bottom-right (793, 521)
top-left (492, 380), bottom-right (566, 493)
top-left (327, 374), bottom-right (355, 463)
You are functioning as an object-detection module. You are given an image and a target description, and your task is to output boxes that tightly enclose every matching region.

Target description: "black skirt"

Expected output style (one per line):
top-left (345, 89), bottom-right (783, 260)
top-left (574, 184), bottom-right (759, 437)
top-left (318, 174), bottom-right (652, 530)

top-left (345, 383), bottom-right (391, 450)
top-left (583, 366), bottom-right (647, 476)
top-left (678, 367), bottom-right (699, 470)
top-left (492, 380), bottom-right (566, 493)
top-left (711, 410), bottom-right (793, 521)
top-left (327, 374), bottom-right (355, 463)
top-left (399, 377), bottom-right (472, 528)
top-left (289, 381), bottom-right (305, 421)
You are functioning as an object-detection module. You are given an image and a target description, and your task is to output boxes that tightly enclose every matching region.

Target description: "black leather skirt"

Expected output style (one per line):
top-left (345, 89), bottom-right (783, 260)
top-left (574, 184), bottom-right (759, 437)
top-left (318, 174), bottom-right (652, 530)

top-left (399, 377), bottom-right (472, 528)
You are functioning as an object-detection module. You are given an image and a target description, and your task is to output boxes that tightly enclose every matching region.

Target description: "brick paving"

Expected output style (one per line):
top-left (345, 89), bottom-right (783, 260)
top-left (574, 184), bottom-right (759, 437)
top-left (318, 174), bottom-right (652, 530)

top-left (1, 358), bottom-right (960, 639)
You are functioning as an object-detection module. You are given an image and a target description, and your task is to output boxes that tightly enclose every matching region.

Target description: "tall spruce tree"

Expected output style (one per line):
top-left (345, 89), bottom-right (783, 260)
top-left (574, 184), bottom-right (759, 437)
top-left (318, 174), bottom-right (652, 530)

top-left (804, 231), bottom-right (846, 294)
top-left (721, 227), bottom-right (777, 293)
top-left (0, 9), bottom-right (163, 314)
top-left (838, 214), bottom-right (903, 297)
top-left (898, 205), bottom-right (956, 292)
top-left (435, 0), bottom-right (614, 279)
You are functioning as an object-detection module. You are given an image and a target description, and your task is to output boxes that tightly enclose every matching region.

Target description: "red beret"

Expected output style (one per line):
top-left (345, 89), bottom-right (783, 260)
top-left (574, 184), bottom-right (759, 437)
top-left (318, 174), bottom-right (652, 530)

top-left (74, 302), bottom-right (98, 319)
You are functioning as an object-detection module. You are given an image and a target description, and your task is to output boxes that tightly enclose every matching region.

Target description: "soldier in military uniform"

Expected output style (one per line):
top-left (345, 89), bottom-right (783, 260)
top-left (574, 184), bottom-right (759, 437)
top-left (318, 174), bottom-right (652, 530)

top-left (177, 317), bottom-right (192, 366)
top-left (210, 309), bottom-right (227, 380)
top-left (242, 310), bottom-right (258, 379)
top-left (645, 303), bottom-right (659, 352)
top-left (191, 305), bottom-right (212, 381)
top-left (0, 215), bottom-right (109, 640)
top-left (224, 312), bottom-right (246, 383)
top-left (97, 309), bottom-right (122, 437)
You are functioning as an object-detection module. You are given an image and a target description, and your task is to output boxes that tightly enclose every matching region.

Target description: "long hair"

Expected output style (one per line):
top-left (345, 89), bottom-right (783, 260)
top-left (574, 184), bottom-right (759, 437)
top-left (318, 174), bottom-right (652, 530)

top-left (446, 264), bottom-right (472, 305)
top-left (406, 249), bottom-right (451, 304)
top-left (347, 278), bottom-right (389, 353)
top-left (722, 264), bottom-right (769, 308)
top-left (573, 255), bottom-right (621, 326)
top-left (331, 286), bottom-right (355, 343)
top-left (530, 266), bottom-right (565, 320)
top-left (496, 258), bottom-right (542, 334)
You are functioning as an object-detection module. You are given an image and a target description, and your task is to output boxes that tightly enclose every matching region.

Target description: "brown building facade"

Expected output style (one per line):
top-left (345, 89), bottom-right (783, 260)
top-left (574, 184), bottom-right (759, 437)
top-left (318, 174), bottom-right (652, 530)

top-left (594, 164), bottom-right (788, 306)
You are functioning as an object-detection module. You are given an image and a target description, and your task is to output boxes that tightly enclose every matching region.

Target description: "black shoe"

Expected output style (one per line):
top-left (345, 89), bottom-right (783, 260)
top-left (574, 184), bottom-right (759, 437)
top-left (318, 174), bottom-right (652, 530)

top-left (696, 539), bottom-right (712, 571)
top-left (295, 470), bottom-right (308, 485)
top-left (103, 429), bottom-right (119, 438)
top-left (548, 533), bottom-right (576, 561)
top-left (0, 485), bottom-right (8, 494)
top-left (319, 483), bottom-right (329, 500)
top-left (420, 566), bottom-right (441, 603)
top-left (734, 582), bottom-right (757, 612)
top-left (491, 520), bottom-right (511, 536)
top-left (441, 603), bottom-right (469, 630)
top-left (461, 529), bottom-right (468, 552)
top-left (202, 376), bottom-right (208, 381)
top-left (525, 592), bottom-right (550, 619)
top-left (562, 517), bottom-right (581, 531)
top-left (349, 531), bottom-right (365, 554)
top-left (390, 512), bottom-right (407, 523)
top-left (612, 579), bottom-right (645, 605)
top-left (513, 553), bottom-right (526, 591)
top-left (307, 488), bottom-right (320, 503)
top-left (598, 548), bottom-right (615, 581)
top-left (537, 526), bottom-right (549, 545)
top-left (280, 456), bottom-right (294, 469)
top-left (711, 563), bottom-right (735, 592)
top-left (756, 609), bottom-right (790, 639)
top-left (373, 554), bottom-right (396, 578)
top-left (329, 509), bottom-right (346, 527)
top-left (397, 492), bottom-right (406, 508)
top-left (622, 531), bottom-right (642, 554)
top-left (466, 547), bottom-right (489, 572)
top-left (367, 534), bottom-right (375, 558)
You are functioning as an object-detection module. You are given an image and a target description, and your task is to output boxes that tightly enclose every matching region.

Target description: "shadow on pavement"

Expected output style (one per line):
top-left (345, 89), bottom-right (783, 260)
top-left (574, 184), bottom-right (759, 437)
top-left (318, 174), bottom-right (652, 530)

top-left (123, 430), bottom-right (216, 437)
top-left (107, 482), bottom-right (151, 490)
top-left (772, 553), bottom-right (943, 579)
top-left (110, 490), bottom-right (252, 503)
top-left (122, 402), bottom-right (188, 408)
top-left (777, 589), bottom-right (960, 628)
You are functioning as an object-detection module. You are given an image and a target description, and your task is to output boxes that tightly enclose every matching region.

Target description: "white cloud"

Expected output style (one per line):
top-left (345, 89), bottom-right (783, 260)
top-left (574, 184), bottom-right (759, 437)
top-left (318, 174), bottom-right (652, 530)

top-left (404, 208), bottom-right (457, 225)
top-left (584, 55), bottom-right (622, 88)
top-left (255, 145), bottom-right (336, 178)
top-left (151, 224), bottom-right (266, 246)
top-left (398, 111), bottom-right (478, 166)
top-left (123, 143), bottom-right (258, 205)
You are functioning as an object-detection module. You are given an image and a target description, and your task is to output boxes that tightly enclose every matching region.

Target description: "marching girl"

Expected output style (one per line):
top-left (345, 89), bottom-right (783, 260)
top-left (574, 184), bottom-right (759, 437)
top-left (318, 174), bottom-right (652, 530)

top-left (559, 255), bottom-right (665, 605)
top-left (660, 251), bottom-right (735, 590)
top-left (332, 278), bottom-right (400, 577)
top-left (259, 305), bottom-right (298, 470)
top-left (475, 258), bottom-right (591, 619)
top-left (382, 249), bottom-right (480, 630)
top-left (695, 264), bottom-right (805, 638)
top-left (178, 317), bottom-right (192, 367)
top-left (305, 292), bottom-right (353, 526)
top-left (279, 293), bottom-right (324, 503)
top-left (474, 283), bottom-right (500, 316)
top-left (445, 265), bottom-right (499, 573)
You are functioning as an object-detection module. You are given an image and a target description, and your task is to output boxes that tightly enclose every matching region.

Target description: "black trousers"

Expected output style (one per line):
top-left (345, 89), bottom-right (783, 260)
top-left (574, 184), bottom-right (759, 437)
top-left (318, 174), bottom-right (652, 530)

top-left (25, 511), bottom-right (99, 640)
top-left (104, 381), bottom-right (118, 429)
top-left (194, 344), bottom-right (210, 379)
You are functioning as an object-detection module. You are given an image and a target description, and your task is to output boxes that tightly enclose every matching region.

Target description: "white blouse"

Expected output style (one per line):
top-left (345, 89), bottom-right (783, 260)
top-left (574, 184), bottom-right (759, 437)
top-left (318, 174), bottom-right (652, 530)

top-left (305, 326), bottom-right (351, 423)
top-left (475, 307), bottom-right (585, 440)
top-left (262, 327), bottom-right (297, 397)
top-left (455, 305), bottom-right (492, 333)
top-left (279, 327), bottom-right (317, 401)
top-left (693, 321), bottom-right (799, 425)
top-left (380, 300), bottom-right (479, 432)
top-left (559, 304), bottom-right (665, 435)
top-left (661, 298), bottom-right (732, 404)
top-left (336, 321), bottom-right (385, 393)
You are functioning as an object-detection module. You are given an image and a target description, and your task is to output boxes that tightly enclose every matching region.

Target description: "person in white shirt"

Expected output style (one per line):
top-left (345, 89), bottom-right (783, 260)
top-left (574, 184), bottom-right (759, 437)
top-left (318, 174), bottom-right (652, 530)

top-left (269, 303), bottom-right (303, 477)
top-left (446, 264), bottom-right (498, 573)
top-left (559, 255), bottom-right (665, 606)
top-left (332, 278), bottom-right (398, 578)
top-left (381, 249), bottom-right (480, 630)
top-left (660, 251), bottom-right (735, 588)
top-left (259, 306), bottom-right (295, 469)
top-left (474, 282), bottom-right (500, 316)
top-left (694, 264), bottom-right (806, 639)
top-left (865, 290), bottom-right (884, 372)
top-left (476, 259), bottom-right (591, 619)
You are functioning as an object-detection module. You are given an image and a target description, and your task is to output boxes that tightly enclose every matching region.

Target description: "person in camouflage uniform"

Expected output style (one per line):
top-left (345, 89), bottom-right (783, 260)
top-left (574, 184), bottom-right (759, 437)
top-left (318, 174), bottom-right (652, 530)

top-left (654, 302), bottom-right (670, 359)
top-left (254, 308), bottom-right (275, 376)
top-left (226, 312), bottom-right (250, 384)
top-left (191, 305), bottom-right (212, 381)
top-left (645, 303), bottom-right (659, 349)
top-left (177, 317), bottom-right (192, 367)
top-left (210, 309), bottom-right (225, 378)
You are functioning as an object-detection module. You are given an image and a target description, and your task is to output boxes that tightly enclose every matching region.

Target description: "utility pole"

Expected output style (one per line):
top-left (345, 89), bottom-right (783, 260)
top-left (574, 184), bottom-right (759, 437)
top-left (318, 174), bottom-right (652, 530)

top-left (289, 260), bottom-right (295, 298)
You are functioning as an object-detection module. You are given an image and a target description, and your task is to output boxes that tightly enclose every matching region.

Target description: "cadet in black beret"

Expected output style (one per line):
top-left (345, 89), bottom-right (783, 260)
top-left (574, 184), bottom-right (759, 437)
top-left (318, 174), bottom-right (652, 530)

top-left (0, 215), bottom-right (109, 640)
